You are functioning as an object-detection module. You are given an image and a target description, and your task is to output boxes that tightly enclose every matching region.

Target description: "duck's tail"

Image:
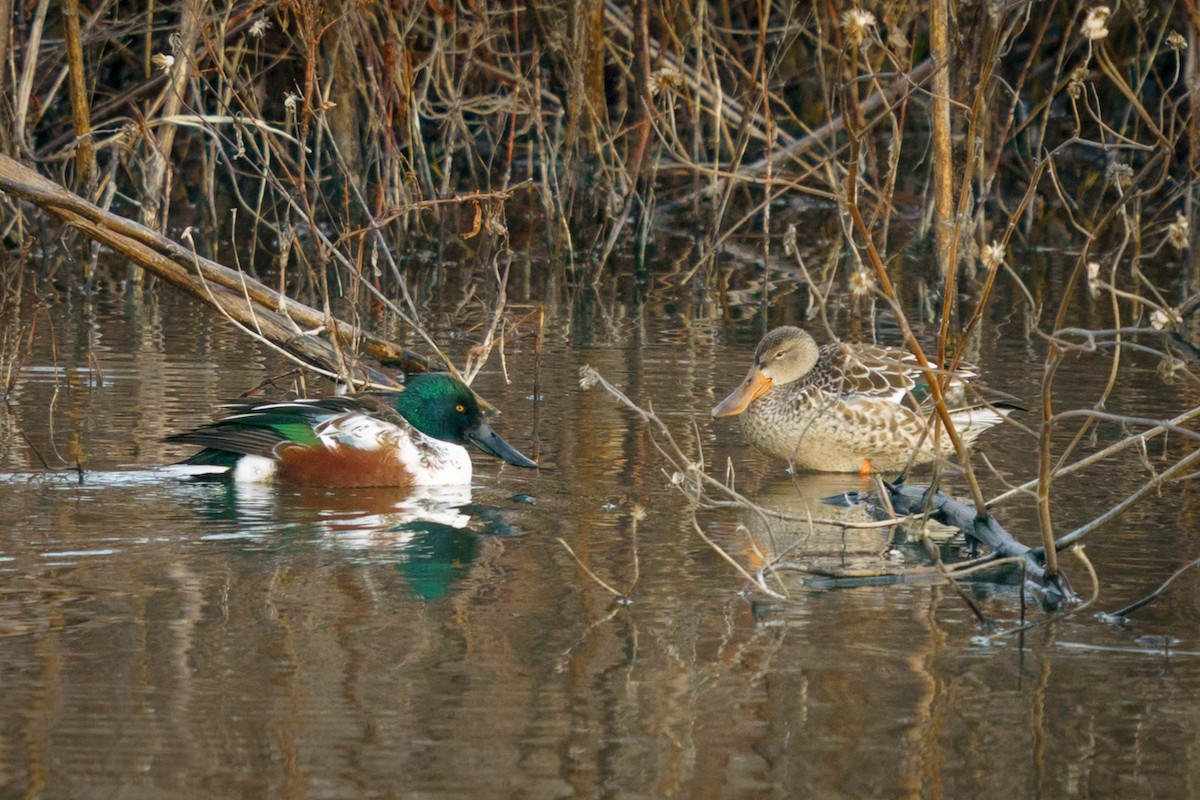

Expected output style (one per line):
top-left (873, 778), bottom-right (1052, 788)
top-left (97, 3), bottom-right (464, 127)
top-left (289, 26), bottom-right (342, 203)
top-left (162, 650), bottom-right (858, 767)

top-left (948, 401), bottom-right (1021, 446)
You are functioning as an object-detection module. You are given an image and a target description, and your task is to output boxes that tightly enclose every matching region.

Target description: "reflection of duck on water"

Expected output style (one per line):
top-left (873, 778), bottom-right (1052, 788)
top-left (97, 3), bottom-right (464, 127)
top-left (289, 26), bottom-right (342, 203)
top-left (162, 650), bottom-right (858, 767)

top-left (193, 482), bottom-right (524, 601)
top-left (713, 327), bottom-right (1015, 474)
top-left (719, 473), bottom-right (975, 595)
top-left (323, 489), bottom-right (523, 601)
top-left (723, 474), bottom-right (889, 570)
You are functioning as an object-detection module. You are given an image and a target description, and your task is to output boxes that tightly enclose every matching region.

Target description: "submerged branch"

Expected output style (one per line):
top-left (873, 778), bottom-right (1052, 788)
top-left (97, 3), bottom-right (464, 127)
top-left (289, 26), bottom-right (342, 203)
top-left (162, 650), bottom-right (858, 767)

top-left (1101, 553), bottom-right (1200, 620)
top-left (879, 482), bottom-right (1076, 605)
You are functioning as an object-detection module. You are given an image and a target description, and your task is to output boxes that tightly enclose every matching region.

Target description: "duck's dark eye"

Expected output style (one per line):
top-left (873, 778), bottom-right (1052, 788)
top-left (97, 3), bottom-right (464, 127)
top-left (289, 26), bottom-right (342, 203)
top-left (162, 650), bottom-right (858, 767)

top-left (455, 403), bottom-right (466, 413)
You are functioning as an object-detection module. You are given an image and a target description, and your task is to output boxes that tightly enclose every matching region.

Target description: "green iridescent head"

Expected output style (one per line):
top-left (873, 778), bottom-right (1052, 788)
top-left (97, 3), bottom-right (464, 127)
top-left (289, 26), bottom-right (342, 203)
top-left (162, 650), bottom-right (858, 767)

top-left (395, 373), bottom-right (537, 468)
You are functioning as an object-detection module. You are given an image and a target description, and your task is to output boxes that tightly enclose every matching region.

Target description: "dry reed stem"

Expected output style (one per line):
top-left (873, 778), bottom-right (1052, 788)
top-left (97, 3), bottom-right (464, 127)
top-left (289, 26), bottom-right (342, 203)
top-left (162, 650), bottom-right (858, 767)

top-left (62, 0), bottom-right (95, 191)
top-left (602, 2), bottom-right (788, 151)
top-left (1035, 147), bottom-right (1174, 578)
top-left (0, 0), bottom-right (10, 111)
top-left (928, 0), bottom-right (954, 279)
top-left (916, 525), bottom-right (989, 625)
top-left (556, 537), bottom-right (626, 599)
top-left (13, 0), bottom-right (50, 153)
top-left (1052, 444), bottom-right (1200, 551)
top-left (1094, 41), bottom-right (1172, 151)
top-left (555, 504), bottom-right (644, 603)
top-left (142, 0), bottom-right (208, 231)
top-left (988, 402), bottom-right (1200, 507)
top-left (1103, 553), bottom-right (1200, 620)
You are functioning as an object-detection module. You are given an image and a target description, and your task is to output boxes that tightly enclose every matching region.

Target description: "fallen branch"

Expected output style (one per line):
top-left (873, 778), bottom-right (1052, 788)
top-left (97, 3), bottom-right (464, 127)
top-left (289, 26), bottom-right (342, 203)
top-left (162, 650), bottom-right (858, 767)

top-left (0, 153), bottom-right (432, 388)
top-left (875, 482), bottom-right (1076, 605)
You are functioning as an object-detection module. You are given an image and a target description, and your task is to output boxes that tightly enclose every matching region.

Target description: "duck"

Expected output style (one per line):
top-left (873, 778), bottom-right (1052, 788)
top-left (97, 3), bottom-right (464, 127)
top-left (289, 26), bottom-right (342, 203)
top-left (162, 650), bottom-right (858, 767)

top-left (711, 326), bottom-right (1013, 473)
top-left (167, 372), bottom-right (537, 486)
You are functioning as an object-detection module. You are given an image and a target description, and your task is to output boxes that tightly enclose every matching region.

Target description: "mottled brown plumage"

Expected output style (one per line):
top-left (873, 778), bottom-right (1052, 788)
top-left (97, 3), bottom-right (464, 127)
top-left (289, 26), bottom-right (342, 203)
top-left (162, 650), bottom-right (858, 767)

top-left (712, 327), bottom-right (1012, 473)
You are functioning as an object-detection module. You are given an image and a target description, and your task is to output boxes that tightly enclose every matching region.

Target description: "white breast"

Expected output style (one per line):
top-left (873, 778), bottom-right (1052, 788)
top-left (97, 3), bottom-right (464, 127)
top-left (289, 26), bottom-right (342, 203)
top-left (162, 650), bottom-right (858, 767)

top-left (315, 412), bottom-right (473, 485)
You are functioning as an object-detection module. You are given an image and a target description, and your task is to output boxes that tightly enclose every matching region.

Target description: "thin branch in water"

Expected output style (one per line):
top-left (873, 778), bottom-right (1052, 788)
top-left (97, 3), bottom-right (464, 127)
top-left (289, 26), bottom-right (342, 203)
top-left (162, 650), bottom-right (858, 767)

top-left (557, 537), bottom-right (626, 600)
top-left (1100, 553), bottom-right (1200, 621)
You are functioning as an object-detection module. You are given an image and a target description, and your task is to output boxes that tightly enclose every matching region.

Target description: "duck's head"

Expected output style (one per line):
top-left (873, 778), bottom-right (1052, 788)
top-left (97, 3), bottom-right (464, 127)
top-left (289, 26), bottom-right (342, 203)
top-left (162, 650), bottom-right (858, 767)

top-left (397, 373), bottom-right (538, 468)
top-left (711, 326), bottom-right (819, 417)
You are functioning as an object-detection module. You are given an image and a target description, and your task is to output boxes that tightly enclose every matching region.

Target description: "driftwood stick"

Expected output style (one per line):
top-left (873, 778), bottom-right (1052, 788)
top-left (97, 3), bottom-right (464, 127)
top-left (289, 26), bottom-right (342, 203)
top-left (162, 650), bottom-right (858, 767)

top-left (0, 153), bottom-right (431, 378)
top-left (64, 210), bottom-right (397, 388)
top-left (884, 484), bottom-right (1033, 562)
top-left (879, 482), bottom-right (1076, 603)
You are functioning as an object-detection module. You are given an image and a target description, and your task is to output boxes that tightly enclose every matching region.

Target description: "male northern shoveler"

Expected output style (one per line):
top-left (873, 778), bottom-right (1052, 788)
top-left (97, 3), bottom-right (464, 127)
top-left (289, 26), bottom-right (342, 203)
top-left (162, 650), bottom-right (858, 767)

top-left (167, 372), bottom-right (537, 486)
top-left (711, 326), bottom-right (1013, 473)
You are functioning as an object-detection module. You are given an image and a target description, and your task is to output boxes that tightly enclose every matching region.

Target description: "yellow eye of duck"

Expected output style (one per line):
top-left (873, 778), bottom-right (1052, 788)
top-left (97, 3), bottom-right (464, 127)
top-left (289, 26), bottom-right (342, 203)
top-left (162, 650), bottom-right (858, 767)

top-left (455, 403), bottom-right (466, 413)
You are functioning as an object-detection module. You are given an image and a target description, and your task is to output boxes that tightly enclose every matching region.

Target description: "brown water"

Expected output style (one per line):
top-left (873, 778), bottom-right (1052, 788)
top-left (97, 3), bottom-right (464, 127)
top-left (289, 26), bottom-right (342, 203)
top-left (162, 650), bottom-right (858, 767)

top-left (3, 270), bottom-right (1200, 799)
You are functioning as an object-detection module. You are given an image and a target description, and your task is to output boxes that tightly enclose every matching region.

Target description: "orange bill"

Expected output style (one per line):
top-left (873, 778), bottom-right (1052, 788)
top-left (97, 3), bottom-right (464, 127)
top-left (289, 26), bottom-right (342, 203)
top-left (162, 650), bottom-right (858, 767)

top-left (711, 367), bottom-right (773, 417)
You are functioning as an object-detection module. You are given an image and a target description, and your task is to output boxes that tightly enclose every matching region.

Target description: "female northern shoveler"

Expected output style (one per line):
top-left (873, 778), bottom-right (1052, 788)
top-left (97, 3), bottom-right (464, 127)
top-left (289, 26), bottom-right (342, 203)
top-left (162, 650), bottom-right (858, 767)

top-left (168, 372), bottom-right (537, 486)
top-left (711, 326), bottom-right (1013, 473)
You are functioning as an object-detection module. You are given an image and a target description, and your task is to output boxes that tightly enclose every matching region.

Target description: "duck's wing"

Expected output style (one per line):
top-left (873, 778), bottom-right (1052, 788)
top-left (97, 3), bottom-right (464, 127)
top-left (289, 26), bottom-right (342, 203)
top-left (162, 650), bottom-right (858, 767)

top-left (166, 396), bottom-right (386, 462)
top-left (167, 425), bottom-right (294, 463)
top-left (824, 343), bottom-right (991, 409)
top-left (819, 343), bottom-right (919, 404)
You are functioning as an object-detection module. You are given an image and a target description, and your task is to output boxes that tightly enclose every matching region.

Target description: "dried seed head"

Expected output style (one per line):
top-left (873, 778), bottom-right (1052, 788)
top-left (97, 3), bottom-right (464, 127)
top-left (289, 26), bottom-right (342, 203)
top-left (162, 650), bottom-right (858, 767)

top-left (1168, 30), bottom-right (1188, 50)
top-left (283, 91), bottom-right (302, 114)
top-left (485, 208), bottom-right (508, 237)
top-left (1167, 212), bottom-right (1189, 250)
top-left (849, 268), bottom-right (875, 300)
top-left (647, 67), bottom-right (683, 97)
top-left (980, 240), bottom-right (1005, 270)
top-left (117, 122), bottom-right (137, 147)
top-left (783, 224), bottom-right (798, 257)
top-left (248, 16), bottom-right (272, 39)
top-left (151, 53), bottom-right (175, 73)
top-left (578, 366), bottom-right (599, 390)
top-left (1081, 6), bottom-right (1111, 41)
top-left (1158, 355), bottom-right (1186, 382)
top-left (1086, 261), bottom-right (1101, 298)
top-left (1067, 66), bottom-right (1089, 99)
top-left (1106, 159), bottom-right (1132, 190)
top-left (1151, 307), bottom-right (1181, 330)
top-left (841, 9), bottom-right (877, 47)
